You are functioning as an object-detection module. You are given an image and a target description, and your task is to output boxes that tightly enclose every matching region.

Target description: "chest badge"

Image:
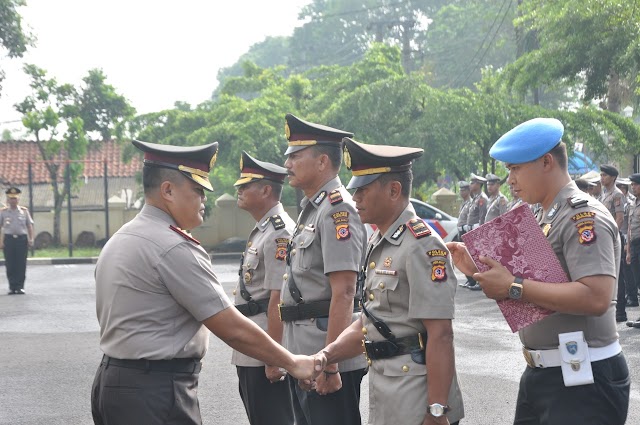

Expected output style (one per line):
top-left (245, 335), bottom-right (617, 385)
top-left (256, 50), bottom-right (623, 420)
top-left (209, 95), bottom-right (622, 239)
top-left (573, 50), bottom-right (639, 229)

top-left (547, 203), bottom-right (559, 219)
top-left (542, 223), bottom-right (552, 237)
top-left (383, 257), bottom-right (392, 268)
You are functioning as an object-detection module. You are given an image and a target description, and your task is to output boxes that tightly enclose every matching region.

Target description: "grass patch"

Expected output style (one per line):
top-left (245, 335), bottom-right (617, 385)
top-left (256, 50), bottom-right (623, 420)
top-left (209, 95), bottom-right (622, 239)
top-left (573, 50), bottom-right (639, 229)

top-left (0, 247), bottom-right (101, 259)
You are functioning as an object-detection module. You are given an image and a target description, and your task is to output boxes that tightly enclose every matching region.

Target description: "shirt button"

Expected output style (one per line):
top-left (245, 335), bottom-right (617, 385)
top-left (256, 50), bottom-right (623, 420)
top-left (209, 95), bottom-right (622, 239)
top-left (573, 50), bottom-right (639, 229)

top-left (298, 224), bottom-right (305, 231)
top-left (247, 241), bottom-right (252, 247)
top-left (361, 327), bottom-right (367, 335)
top-left (369, 262), bottom-right (376, 269)
top-left (291, 249), bottom-right (296, 256)
top-left (232, 289), bottom-right (237, 295)
top-left (402, 365), bottom-right (409, 373)
top-left (378, 282), bottom-right (385, 289)
top-left (368, 293), bottom-right (375, 301)
top-left (283, 273), bottom-right (288, 281)
top-left (367, 358), bottom-right (372, 366)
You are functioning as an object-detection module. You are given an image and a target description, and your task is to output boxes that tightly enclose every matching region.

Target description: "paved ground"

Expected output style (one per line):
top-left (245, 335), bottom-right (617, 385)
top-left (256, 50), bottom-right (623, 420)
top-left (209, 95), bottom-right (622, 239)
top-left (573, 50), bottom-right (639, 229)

top-left (0, 260), bottom-right (638, 425)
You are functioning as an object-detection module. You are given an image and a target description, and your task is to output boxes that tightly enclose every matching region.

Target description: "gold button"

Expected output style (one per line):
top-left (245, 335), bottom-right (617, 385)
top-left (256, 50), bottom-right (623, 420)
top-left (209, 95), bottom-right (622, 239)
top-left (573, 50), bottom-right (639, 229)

top-left (291, 248), bottom-right (296, 255)
top-left (402, 365), bottom-right (409, 373)
top-left (247, 241), bottom-right (252, 247)
top-left (369, 293), bottom-right (375, 301)
top-left (298, 224), bottom-right (305, 230)
top-left (361, 327), bottom-right (367, 335)
top-left (369, 262), bottom-right (376, 269)
top-left (232, 289), bottom-right (237, 295)
top-left (378, 282), bottom-right (385, 289)
top-left (367, 359), bottom-right (372, 366)
top-left (244, 272), bottom-right (251, 283)
top-left (283, 273), bottom-right (288, 281)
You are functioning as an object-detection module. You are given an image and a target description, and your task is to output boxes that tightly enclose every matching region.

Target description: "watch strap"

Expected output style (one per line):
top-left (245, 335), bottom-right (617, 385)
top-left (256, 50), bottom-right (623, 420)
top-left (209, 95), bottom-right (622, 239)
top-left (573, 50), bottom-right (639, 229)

top-left (514, 276), bottom-right (524, 284)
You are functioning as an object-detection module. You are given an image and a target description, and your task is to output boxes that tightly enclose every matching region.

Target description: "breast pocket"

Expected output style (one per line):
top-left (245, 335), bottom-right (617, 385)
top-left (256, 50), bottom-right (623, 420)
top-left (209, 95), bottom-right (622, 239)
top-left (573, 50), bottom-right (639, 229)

top-left (369, 275), bottom-right (400, 313)
top-left (294, 228), bottom-right (316, 271)
top-left (242, 252), bottom-right (260, 286)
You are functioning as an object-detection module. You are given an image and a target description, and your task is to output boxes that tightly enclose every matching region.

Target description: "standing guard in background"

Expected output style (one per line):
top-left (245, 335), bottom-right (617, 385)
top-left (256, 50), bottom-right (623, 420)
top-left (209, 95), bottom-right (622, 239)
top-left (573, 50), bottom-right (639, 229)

top-left (506, 184), bottom-right (523, 211)
top-left (463, 174), bottom-right (488, 291)
top-left (318, 138), bottom-right (464, 425)
top-left (448, 118), bottom-right (629, 425)
top-left (232, 151), bottom-right (296, 425)
top-left (457, 181), bottom-right (471, 236)
top-left (281, 114), bottom-right (367, 425)
top-left (627, 173), bottom-right (640, 327)
top-left (0, 187), bottom-right (34, 295)
top-left (484, 173), bottom-right (508, 222)
top-left (599, 164), bottom-right (627, 322)
top-left (616, 177), bottom-right (637, 308)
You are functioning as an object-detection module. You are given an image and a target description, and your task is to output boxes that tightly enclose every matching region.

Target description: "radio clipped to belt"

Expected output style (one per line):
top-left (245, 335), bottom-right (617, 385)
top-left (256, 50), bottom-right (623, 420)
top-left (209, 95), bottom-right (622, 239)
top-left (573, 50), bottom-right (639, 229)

top-left (235, 253), bottom-right (270, 317)
top-left (558, 331), bottom-right (594, 387)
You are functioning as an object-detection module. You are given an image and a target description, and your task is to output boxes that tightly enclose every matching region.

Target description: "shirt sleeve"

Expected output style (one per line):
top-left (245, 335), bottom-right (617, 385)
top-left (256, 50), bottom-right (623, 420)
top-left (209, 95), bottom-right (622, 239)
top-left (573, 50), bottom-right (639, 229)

top-left (562, 210), bottom-right (619, 281)
top-left (613, 192), bottom-right (625, 214)
top-left (263, 229), bottom-right (290, 291)
top-left (320, 203), bottom-right (366, 275)
top-left (406, 237), bottom-right (456, 319)
top-left (157, 242), bottom-right (232, 321)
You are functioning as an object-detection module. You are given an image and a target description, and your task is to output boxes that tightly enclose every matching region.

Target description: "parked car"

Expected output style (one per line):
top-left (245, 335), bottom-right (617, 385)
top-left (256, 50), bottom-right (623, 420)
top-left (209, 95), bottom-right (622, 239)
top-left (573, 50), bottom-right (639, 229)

top-left (365, 198), bottom-right (460, 242)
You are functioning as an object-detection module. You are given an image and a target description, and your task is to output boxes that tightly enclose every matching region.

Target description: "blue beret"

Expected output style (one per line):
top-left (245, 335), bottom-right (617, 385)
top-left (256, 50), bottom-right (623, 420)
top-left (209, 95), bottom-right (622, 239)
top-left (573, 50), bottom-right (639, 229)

top-left (490, 118), bottom-right (564, 164)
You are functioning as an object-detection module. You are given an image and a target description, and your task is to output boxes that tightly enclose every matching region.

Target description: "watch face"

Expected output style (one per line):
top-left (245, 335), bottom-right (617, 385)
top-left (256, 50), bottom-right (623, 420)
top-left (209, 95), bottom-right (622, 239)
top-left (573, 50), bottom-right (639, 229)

top-left (509, 284), bottom-right (522, 299)
top-left (429, 404), bottom-right (445, 417)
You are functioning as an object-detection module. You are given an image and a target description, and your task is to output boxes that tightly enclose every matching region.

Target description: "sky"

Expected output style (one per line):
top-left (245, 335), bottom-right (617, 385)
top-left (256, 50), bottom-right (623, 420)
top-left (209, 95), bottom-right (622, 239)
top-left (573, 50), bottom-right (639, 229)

top-left (0, 0), bottom-right (311, 136)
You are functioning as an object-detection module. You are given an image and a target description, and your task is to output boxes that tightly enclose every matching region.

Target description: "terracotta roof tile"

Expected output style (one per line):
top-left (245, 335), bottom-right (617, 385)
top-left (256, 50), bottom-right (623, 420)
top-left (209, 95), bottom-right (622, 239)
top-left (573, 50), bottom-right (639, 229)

top-left (0, 140), bottom-right (141, 185)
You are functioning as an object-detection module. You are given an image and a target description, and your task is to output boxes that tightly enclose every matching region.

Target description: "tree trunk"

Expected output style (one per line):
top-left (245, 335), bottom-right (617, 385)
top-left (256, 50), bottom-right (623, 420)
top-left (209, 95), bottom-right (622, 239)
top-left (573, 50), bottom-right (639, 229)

top-left (607, 70), bottom-right (622, 114)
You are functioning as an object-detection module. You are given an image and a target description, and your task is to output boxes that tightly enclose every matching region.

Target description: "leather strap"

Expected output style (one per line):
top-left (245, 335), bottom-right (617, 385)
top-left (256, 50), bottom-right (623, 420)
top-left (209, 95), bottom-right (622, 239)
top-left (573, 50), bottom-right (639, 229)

top-left (235, 298), bottom-right (270, 317)
top-left (363, 333), bottom-right (427, 361)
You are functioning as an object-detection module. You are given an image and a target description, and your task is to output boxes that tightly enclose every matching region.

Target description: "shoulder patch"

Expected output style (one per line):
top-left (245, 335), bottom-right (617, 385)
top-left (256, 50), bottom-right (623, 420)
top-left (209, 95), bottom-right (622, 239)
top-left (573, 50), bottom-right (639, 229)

top-left (270, 214), bottom-right (286, 230)
top-left (567, 195), bottom-right (589, 209)
top-left (407, 218), bottom-right (431, 239)
top-left (169, 225), bottom-right (201, 245)
top-left (314, 191), bottom-right (327, 205)
top-left (431, 260), bottom-right (447, 282)
top-left (329, 189), bottom-right (343, 205)
top-left (571, 211), bottom-right (596, 222)
top-left (332, 211), bottom-right (349, 224)
top-left (478, 199), bottom-right (485, 207)
top-left (275, 238), bottom-right (288, 261)
top-left (576, 220), bottom-right (596, 245)
top-left (427, 249), bottom-right (448, 258)
top-left (390, 224), bottom-right (406, 240)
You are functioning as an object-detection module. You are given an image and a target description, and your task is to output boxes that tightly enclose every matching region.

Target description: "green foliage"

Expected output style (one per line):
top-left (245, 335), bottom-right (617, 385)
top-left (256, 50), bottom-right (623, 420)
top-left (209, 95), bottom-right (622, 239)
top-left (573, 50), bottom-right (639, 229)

top-left (0, 0), bottom-right (32, 94)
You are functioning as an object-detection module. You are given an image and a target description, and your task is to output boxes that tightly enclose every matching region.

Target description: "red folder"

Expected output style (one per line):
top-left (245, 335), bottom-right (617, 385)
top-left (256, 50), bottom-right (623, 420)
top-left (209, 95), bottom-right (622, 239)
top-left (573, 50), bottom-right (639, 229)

top-left (461, 203), bottom-right (569, 332)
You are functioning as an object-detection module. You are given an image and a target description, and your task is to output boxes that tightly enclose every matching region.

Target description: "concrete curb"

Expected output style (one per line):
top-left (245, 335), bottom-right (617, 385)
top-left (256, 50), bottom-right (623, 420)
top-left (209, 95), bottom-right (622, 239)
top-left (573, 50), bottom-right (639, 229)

top-left (0, 252), bottom-right (244, 266)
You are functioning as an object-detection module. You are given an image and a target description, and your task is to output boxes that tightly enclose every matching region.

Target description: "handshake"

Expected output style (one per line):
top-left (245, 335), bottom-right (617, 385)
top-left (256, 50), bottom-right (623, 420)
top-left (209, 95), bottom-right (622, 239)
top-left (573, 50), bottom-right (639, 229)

top-left (269, 349), bottom-right (344, 396)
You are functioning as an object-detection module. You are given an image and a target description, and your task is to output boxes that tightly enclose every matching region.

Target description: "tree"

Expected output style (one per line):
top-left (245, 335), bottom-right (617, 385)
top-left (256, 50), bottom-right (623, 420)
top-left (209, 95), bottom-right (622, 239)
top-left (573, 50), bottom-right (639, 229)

top-left (0, 0), bottom-right (32, 94)
top-left (15, 65), bottom-right (134, 245)
top-left (504, 0), bottom-right (640, 113)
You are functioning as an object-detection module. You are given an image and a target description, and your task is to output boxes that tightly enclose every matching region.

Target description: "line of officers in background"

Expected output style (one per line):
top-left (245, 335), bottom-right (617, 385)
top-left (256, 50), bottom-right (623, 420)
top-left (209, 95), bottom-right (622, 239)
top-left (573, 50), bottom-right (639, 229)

top-left (456, 164), bottom-right (640, 328)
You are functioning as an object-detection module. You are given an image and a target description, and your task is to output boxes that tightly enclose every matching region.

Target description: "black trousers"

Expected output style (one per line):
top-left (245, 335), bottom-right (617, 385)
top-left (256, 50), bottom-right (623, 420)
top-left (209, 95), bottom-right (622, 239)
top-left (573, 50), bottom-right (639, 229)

top-left (628, 239), bottom-right (640, 303)
top-left (288, 368), bottom-right (366, 425)
top-left (3, 234), bottom-right (28, 290)
top-left (616, 234), bottom-right (627, 315)
top-left (514, 353), bottom-right (630, 425)
top-left (237, 366), bottom-right (294, 425)
top-left (91, 359), bottom-right (202, 425)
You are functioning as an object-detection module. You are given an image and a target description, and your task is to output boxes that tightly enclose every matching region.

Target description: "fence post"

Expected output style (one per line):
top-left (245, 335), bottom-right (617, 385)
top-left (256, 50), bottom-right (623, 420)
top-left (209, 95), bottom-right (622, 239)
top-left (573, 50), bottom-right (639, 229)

top-left (66, 162), bottom-right (73, 257)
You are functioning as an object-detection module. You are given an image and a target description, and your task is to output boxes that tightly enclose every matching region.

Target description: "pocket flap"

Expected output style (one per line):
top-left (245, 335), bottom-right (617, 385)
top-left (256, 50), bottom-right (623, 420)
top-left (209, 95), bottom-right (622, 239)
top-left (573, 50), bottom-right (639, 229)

top-left (558, 331), bottom-right (589, 363)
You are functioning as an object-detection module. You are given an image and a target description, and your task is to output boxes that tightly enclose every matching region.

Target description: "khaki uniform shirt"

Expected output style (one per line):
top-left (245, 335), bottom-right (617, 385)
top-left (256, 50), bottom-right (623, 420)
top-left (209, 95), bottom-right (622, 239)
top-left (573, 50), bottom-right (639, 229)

top-left (520, 182), bottom-right (620, 350)
top-left (507, 198), bottom-right (523, 211)
top-left (232, 203), bottom-right (295, 367)
top-left (95, 205), bottom-right (232, 360)
top-left (599, 186), bottom-right (625, 229)
top-left (620, 194), bottom-right (634, 238)
top-left (362, 204), bottom-right (463, 424)
top-left (628, 197), bottom-right (640, 242)
top-left (282, 177), bottom-right (367, 372)
top-left (0, 206), bottom-right (33, 235)
top-left (466, 192), bottom-right (489, 228)
top-left (485, 193), bottom-right (508, 222)
top-left (457, 198), bottom-right (471, 231)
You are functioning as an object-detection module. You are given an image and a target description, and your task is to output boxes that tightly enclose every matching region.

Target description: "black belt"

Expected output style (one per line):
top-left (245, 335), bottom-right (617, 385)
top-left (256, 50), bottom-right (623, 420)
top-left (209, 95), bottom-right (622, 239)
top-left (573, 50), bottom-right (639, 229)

top-left (631, 238), bottom-right (640, 245)
top-left (235, 298), bottom-right (270, 317)
top-left (101, 355), bottom-right (201, 374)
top-left (279, 299), bottom-right (360, 322)
top-left (363, 332), bottom-right (427, 361)
top-left (4, 234), bottom-right (26, 239)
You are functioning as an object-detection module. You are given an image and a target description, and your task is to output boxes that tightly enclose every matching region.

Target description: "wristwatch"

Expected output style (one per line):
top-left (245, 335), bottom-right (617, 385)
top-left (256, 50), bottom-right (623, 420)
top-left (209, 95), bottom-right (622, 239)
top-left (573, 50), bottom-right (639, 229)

top-left (428, 403), bottom-right (450, 417)
top-left (508, 277), bottom-right (524, 300)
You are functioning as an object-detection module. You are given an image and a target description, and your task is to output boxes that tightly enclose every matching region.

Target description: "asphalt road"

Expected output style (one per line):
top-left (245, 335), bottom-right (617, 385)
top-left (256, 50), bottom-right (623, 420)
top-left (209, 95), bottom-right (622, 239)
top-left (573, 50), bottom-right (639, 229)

top-left (0, 260), bottom-right (638, 425)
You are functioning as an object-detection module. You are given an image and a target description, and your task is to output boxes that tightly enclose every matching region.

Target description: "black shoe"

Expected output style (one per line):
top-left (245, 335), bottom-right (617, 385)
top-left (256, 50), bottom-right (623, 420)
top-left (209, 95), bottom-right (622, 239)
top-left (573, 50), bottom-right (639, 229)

top-left (7, 290), bottom-right (16, 295)
top-left (626, 318), bottom-right (640, 327)
top-left (15, 289), bottom-right (25, 295)
top-left (468, 283), bottom-right (482, 291)
top-left (626, 299), bottom-right (639, 307)
top-left (616, 313), bottom-right (628, 323)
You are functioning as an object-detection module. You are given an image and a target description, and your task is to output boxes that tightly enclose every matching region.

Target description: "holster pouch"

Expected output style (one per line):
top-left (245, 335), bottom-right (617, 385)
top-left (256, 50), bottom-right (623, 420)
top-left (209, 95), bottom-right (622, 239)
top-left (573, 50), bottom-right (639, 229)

top-left (558, 331), bottom-right (594, 387)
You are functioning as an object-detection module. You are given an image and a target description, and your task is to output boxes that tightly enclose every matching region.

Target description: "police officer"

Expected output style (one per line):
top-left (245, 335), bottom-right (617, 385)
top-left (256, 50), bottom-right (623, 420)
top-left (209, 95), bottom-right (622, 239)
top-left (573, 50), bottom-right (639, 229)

top-left (626, 173), bottom-right (640, 327)
top-left (318, 138), bottom-right (464, 425)
top-left (506, 184), bottom-right (523, 211)
top-left (281, 114), bottom-right (367, 425)
top-left (0, 187), bottom-right (34, 295)
top-left (616, 177), bottom-right (637, 308)
top-left (574, 178), bottom-right (591, 194)
top-left (484, 173), bottom-right (508, 222)
top-left (599, 164), bottom-right (627, 322)
top-left (91, 140), bottom-right (324, 425)
top-left (457, 181), bottom-right (471, 235)
top-left (463, 174), bottom-right (488, 290)
top-left (448, 118), bottom-right (629, 424)
top-left (232, 151), bottom-right (296, 424)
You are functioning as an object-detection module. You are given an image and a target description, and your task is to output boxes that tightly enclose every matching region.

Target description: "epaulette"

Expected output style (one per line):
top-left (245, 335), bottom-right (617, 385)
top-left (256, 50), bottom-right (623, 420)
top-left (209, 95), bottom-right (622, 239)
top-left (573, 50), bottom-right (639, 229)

top-left (329, 189), bottom-right (343, 205)
top-left (269, 214), bottom-right (286, 230)
top-left (313, 191), bottom-right (327, 206)
top-left (169, 225), bottom-right (201, 245)
top-left (407, 218), bottom-right (431, 239)
top-left (567, 195), bottom-right (589, 209)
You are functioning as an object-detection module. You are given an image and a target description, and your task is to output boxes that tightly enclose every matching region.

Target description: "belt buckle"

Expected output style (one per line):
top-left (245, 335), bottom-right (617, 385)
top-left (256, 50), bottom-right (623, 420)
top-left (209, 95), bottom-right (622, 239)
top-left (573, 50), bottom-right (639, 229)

top-left (522, 347), bottom-right (536, 368)
top-left (13, 234), bottom-right (18, 239)
top-left (362, 339), bottom-right (372, 366)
